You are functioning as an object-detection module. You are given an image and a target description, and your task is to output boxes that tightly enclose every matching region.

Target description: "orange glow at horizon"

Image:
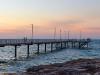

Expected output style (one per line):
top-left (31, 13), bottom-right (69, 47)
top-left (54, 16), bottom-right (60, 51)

top-left (0, 18), bottom-right (100, 39)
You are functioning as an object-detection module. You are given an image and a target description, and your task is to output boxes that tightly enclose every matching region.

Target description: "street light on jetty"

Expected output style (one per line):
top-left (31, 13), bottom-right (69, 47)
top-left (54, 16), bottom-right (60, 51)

top-left (68, 31), bottom-right (70, 40)
top-left (54, 27), bottom-right (56, 40)
top-left (80, 31), bottom-right (82, 40)
top-left (31, 24), bottom-right (34, 42)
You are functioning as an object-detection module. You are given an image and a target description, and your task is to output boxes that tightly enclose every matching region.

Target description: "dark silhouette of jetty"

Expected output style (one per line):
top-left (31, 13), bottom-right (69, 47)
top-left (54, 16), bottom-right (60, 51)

top-left (0, 39), bottom-right (91, 60)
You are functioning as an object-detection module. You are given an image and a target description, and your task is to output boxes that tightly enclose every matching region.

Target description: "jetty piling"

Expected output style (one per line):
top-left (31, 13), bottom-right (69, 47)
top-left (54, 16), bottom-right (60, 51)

top-left (51, 43), bottom-right (53, 52)
top-left (27, 45), bottom-right (30, 58)
top-left (14, 45), bottom-right (17, 60)
top-left (37, 43), bottom-right (40, 54)
top-left (61, 42), bottom-right (63, 49)
top-left (45, 43), bottom-right (47, 53)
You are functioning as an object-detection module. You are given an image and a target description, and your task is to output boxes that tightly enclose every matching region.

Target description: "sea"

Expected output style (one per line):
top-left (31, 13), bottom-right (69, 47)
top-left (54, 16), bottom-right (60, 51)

top-left (0, 39), bottom-right (100, 73)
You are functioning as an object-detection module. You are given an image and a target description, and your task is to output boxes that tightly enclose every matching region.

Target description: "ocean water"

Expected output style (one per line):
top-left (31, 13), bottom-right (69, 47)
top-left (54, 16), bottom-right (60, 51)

top-left (0, 40), bottom-right (100, 73)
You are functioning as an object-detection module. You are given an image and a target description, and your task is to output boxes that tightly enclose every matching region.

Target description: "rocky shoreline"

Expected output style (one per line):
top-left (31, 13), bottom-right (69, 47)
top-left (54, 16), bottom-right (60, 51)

top-left (1, 58), bottom-right (100, 75)
top-left (21, 58), bottom-right (100, 75)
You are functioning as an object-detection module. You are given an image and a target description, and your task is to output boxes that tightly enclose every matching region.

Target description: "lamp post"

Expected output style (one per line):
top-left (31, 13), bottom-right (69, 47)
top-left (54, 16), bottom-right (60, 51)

top-left (64, 31), bottom-right (66, 39)
top-left (54, 27), bottom-right (56, 40)
top-left (31, 24), bottom-right (34, 40)
top-left (60, 28), bottom-right (62, 40)
top-left (80, 31), bottom-right (82, 40)
top-left (68, 31), bottom-right (70, 40)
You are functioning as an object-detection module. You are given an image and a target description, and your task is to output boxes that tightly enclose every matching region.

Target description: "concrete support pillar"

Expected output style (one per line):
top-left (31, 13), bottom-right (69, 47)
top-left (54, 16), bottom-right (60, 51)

top-left (79, 42), bottom-right (81, 49)
top-left (27, 45), bottom-right (30, 58)
top-left (64, 42), bottom-right (66, 48)
top-left (51, 43), bottom-right (53, 52)
top-left (14, 45), bottom-right (17, 60)
top-left (73, 42), bottom-right (75, 48)
top-left (87, 43), bottom-right (89, 48)
top-left (72, 42), bottom-right (75, 48)
top-left (45, 43), bottom-right (47, 53)
top-left (37, 44), bottom-right (40, 54)
top-left (67, 42), bottom-right (69, 48)
top-left (61, 42), bottom-right (63, 49)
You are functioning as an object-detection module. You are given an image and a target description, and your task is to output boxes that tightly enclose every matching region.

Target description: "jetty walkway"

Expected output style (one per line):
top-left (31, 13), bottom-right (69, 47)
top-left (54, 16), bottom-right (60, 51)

top-left (0, 39), bottom-right (91, 60)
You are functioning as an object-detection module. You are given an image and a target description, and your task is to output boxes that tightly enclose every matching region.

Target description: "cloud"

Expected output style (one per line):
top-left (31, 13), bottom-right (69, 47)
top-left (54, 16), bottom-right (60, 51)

top-left (85, 10), bottom-right (100, 20)
top-left (49, 19), bottom-right (84, 26)
top-left (87, 27), bottom-right (100, 30)
top-left (47, 19), bottom-right (86, 31)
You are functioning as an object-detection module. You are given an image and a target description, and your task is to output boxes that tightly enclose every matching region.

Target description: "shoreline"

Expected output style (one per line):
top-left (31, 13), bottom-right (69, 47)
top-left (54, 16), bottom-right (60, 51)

top-left (0, 58), bottom-right (100, 75)
top-left (0, 72), bottom-right (16, 75)
top-left (21, 58), bottom-right (100, 75)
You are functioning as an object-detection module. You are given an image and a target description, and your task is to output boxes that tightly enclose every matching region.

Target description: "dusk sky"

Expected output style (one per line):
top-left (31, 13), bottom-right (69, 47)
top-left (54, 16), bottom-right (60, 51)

top-left (0, 0), bottom-right (100, 39)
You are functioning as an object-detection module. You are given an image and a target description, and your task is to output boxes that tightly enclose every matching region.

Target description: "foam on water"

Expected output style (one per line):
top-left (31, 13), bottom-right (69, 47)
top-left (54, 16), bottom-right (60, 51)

top-left (0, 40), bottom-right (100, 73)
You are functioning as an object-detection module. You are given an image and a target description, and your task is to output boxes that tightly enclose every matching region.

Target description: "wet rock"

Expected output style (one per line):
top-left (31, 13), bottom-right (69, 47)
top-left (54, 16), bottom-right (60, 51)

top-left (0, 73), bottom-right (16, 75)
top-left (25, 59), bottom-right (100, 75)
top-left (27, 66), bottom-right (44, 72)
top-left (0, 61), bottom-right (7, 64)
top-left (51, 63), bottom-right (63, 67)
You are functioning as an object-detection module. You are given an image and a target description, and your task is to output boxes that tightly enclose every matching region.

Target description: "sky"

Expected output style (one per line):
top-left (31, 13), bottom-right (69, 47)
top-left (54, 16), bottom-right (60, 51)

top-left (0, 0), bottom-right (100, 39)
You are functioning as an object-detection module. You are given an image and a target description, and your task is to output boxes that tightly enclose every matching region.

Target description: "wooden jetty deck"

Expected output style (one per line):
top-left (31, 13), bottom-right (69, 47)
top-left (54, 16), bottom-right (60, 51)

top-left (0, 39), bottom-right (91, 60)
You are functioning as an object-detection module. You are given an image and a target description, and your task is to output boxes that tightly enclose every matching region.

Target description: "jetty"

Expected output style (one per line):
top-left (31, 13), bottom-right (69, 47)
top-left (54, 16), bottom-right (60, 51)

top-left (0, 39), bottom-right (91, 60)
